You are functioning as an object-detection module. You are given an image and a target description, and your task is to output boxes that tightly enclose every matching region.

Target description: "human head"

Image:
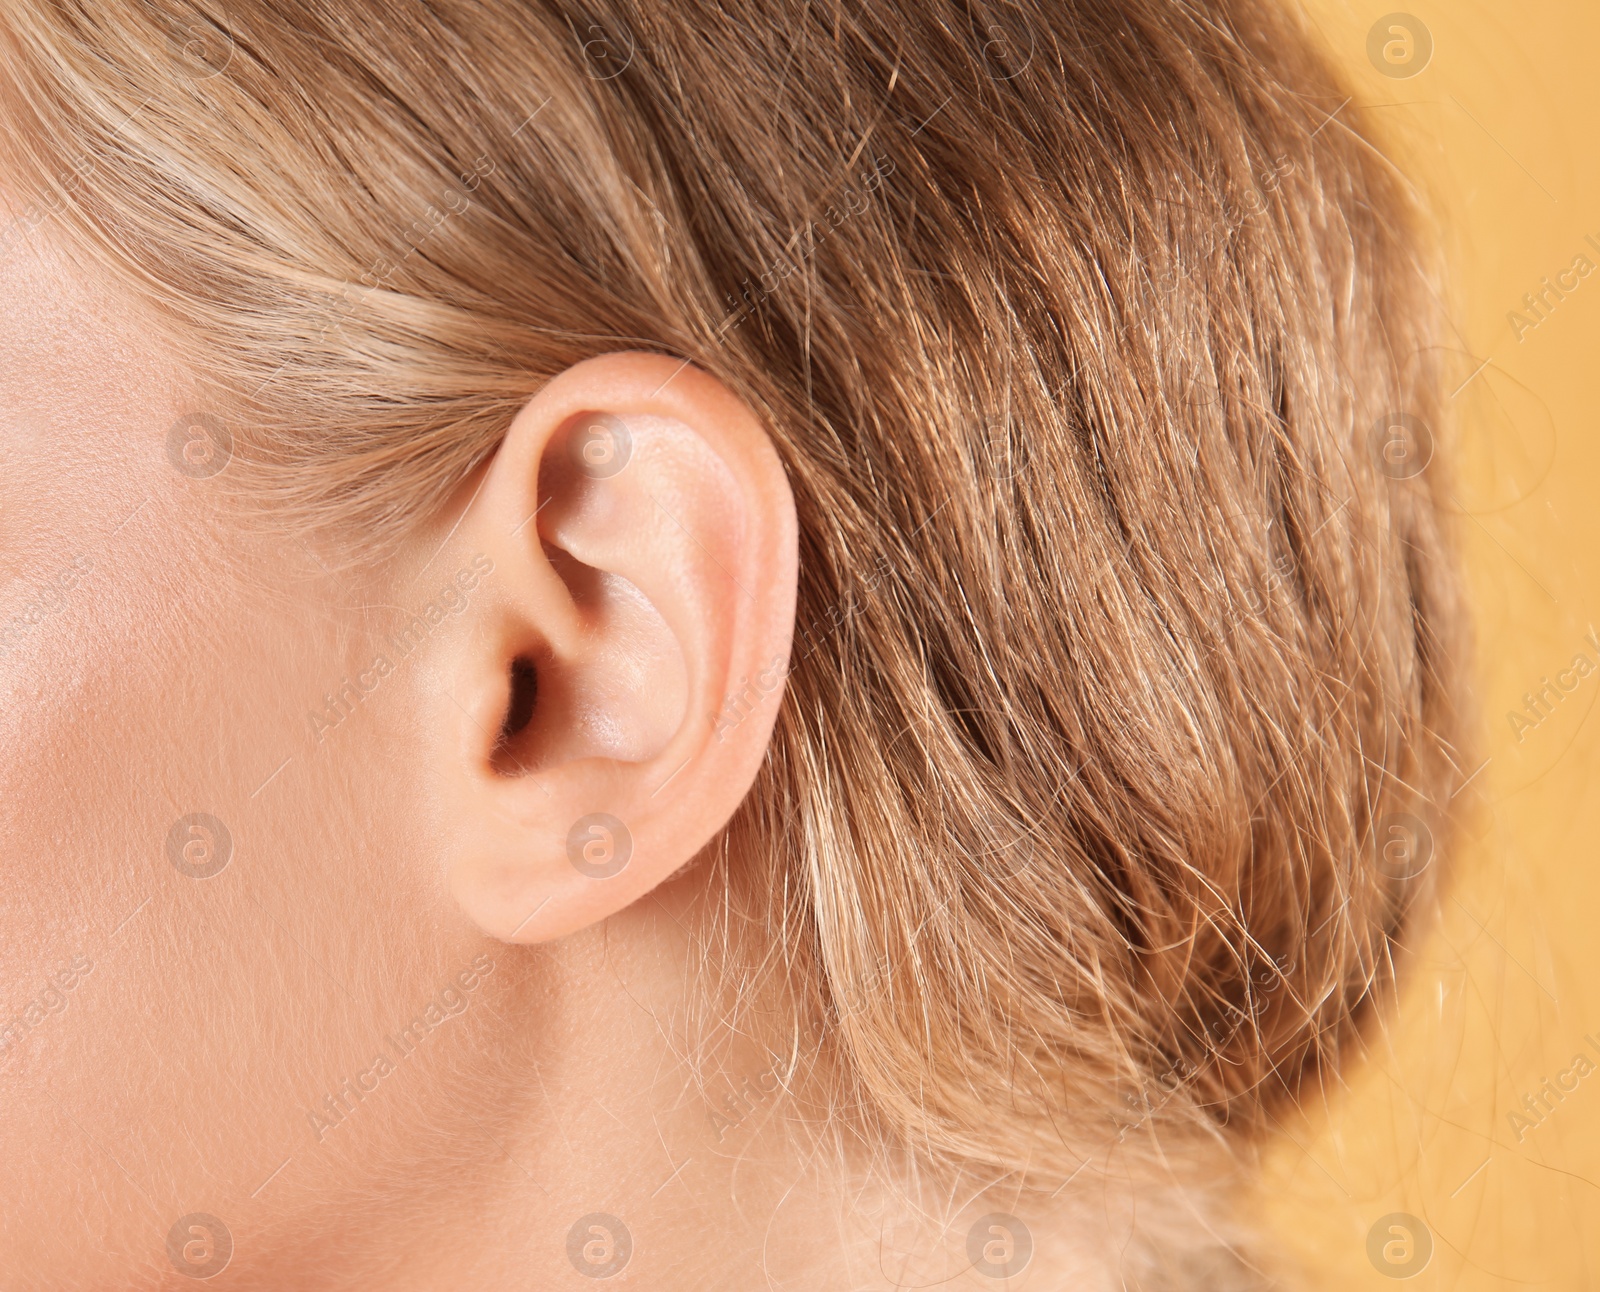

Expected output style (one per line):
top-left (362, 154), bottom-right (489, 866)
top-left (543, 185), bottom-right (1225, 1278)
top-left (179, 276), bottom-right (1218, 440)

top-left (0, 0), bottom-right (1465, 1285)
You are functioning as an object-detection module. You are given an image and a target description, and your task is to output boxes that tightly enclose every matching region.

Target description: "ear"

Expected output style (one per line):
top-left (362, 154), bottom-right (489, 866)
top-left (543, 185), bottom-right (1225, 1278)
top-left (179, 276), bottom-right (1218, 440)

top-left (422, 352), bottom-right (797, 943)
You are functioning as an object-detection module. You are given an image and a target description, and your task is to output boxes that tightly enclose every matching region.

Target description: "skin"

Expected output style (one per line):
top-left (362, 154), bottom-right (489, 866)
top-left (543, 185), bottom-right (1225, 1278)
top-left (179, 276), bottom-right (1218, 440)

top-left (0, 192), bottom-right (1083, 1288)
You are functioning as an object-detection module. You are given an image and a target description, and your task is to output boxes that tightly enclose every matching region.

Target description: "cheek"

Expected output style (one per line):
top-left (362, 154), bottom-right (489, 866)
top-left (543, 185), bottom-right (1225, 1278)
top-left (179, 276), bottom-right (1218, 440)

top-left (0, 234), bottom-right (481, 1272)
top-left (0, 488), bottom-right (450, 1269)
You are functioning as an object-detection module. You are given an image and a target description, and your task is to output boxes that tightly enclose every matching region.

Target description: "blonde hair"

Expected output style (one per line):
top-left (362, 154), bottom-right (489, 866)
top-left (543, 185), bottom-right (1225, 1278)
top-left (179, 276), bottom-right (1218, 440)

top-left (1, 0), bottom-right (1467, 1277)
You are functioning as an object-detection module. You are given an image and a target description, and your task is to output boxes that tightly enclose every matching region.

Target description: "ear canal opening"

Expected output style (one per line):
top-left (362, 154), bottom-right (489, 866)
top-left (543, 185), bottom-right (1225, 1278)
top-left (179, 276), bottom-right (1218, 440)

top-left (491, 656), bottom-right (539, 774)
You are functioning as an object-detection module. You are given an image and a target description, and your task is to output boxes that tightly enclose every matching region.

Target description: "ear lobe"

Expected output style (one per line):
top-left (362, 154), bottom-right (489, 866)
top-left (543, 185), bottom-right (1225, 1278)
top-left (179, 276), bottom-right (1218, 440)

top-left (425, 353), bottom-right (797, 944)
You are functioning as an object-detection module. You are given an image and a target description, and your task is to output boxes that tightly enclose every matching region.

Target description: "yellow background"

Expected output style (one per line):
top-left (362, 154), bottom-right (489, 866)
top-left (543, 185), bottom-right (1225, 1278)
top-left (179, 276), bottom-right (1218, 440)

top-left (1262, 2), bottom-right (1600, 1286)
